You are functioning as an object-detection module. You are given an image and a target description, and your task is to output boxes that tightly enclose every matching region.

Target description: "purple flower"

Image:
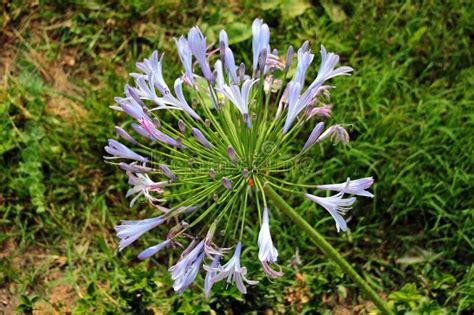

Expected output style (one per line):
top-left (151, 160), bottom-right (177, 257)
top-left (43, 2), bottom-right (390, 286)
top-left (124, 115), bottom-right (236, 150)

top-left (126, 172), bottom-right (167, 207)
top-left (174, 36), bottom-right (195, 86)
top-left (107, 18), bottom-right (366, 298)
top-left (214, 60), bottom-right (225, 88)
top-left (153, 78), bottom-right (200, 120)
top-left (258, 208), bottom-right (283, 278)
top-left (302, 122), bottom-right (325, 151)
top-left (188, 27), bottom-right (213, 83)
top-left (282, 46), bottom-right (352, 134)
top-left (282, 81), bottom-right (310, 134)
top-left (204, 255), bottom-right (221, 298)
top-left (133, 54), bottom-right (200, 120)
top-left (171, 78), bottom-right (201, 119)
top-left (138, 239), bottom-right (171, 260)
top-left (216, 79), bottom-right (259, 124)
top-left (305, 190), bottom-right (356, 232)
top-left (264, 50), bottom-right (284, 73)
top-left (219, 30), bottom-right (229, 49)
top-left (307, 45), bottom-right (353, 91)
top-left (317, 177), bottom-right (374, 198)
top-left (140, 119), bottom-right (179, 147)
top-left (131, 122), bottom-right (153, 140)
top-left (224, 47), bottom-right (238, 84)
top-left (125, 84), bottom-right (146, 107)
top-left (252, 18), bottom-right (270, 71)
top-left (258, 48), bottom-right (268, 74)
top-left (104, 139), bottom-right (147, 162)
top-left (116, 97), bottom-right (150, 122)
top-left (293, 42), bottom-right (314, 87)
top-left (115, 126), bottom-right (138, 145)
top-left (307, 104), bottom-right (332, 119)
top-left (134, 74), bottom-right (163, 105)
top-left (115, 216), bottom-right (165, 251)
top-left (191, 127), bottom-right (213, 149)
top-left (134, 51), bottom-right (170, 94)
top-left (176, 252), bottom-right (205, 294)
top-left (169, 240), bottom-right (205, 294)
top-left (317, 124), bottom-right (350, 144)
top-left (206, 241), bottom-right (258, 294)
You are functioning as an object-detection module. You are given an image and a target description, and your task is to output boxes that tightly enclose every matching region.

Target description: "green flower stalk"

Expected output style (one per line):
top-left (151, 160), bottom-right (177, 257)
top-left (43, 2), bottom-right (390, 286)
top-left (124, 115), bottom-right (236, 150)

top-left (104, 17), bottom-right (391, 313)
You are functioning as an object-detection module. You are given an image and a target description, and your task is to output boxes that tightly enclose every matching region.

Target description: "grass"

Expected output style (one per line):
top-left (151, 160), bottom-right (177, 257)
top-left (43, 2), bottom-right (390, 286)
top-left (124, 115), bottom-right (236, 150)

top-left (1, 0), bottom-right (473, 313)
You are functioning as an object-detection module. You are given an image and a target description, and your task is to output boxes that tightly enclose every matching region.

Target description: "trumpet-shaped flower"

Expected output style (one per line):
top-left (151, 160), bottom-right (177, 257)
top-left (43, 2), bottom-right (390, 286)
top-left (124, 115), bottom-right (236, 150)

top-left (214, 60), bottom-right (225, 88)
top-left (317, 124), bottom-right (350, 144)
top-left (115, 96), bottom-right (150, 122)
top-left (309, 45), bottom-right (353, 90)
top-left (258, 208), bottom-right (283, 278)
top-left (317, 177), bottom-right (374, 198)
top-left (126, 172), bottom-right (167, 207)
top-left (305, 191), bottom-right (356, 232)
top-left (169, 240), bottom-right (205, 294)
top-left (174, 36), bottom-right (195, 86)
top-left (204, 255), bottom-right (221, 298)
top-left (252, 19), bottom-right (270, 71)
top-left (133, 50), bottom-right (169, 95)
top-left (115, 216), bottom-right (165, 251)
top-left (188, 27), bottom-right (213, 83)
top-left (139, 118), bottom-right (179, 147)
top-left (104, 139), bottom-right (147, 162)
top-left (207, 242), bottom-right (258, 294)
top-left (224, 47), bottom-right (238, 84)
top-left (293, 42), bottom-right (314, 87)
top-left (216, 79), bottom-right (259, 120)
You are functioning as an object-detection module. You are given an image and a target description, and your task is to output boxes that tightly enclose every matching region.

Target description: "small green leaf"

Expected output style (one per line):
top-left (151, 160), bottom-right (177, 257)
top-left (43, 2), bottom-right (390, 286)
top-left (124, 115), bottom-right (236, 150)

top-left (260, 0), bottom-right (280, 11)
top-left (409, 26), bottom-right (428, 45)
top-left (321, 0), bottom-right (347, 23)
top-left (281, 0), bottom-right (311, 18)
top-left (226, 22), bottom-right (253, 45)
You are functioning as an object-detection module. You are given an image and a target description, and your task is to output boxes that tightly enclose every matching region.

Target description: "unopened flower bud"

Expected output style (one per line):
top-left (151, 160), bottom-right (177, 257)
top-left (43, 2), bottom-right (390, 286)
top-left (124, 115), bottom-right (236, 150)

top-left (209, 168), bottom-right (216, 179)
top-left (221, 177), bottom-right (233, 190)
top-left (285, 46), bottom-right (294, 71)
top-left (239, 63), bottom-right (245, 81)
top-left (153, 118), bottom-right (161, 129)
top-left (178, 119), bottom-right (186, 133)
top-left (227, 146), bottom-right (238, 164)
top-left (115, 126), bottom-right (138, 145)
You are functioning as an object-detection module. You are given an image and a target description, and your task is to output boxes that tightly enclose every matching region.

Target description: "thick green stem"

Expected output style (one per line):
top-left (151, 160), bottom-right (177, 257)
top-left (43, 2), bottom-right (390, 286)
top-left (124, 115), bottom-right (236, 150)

top-left (263, 183), bottom-right (393, 315)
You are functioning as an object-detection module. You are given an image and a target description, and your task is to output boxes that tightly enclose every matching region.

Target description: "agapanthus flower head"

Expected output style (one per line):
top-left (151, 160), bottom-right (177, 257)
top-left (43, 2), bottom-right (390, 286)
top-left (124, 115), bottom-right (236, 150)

top-left (105, 18), bottom-right (373, 296)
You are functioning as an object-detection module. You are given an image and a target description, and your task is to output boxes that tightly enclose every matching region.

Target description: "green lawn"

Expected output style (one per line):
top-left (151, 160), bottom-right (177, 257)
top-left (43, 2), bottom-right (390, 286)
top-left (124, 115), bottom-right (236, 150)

top-left (1, 1), bottom-right (473, 313)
